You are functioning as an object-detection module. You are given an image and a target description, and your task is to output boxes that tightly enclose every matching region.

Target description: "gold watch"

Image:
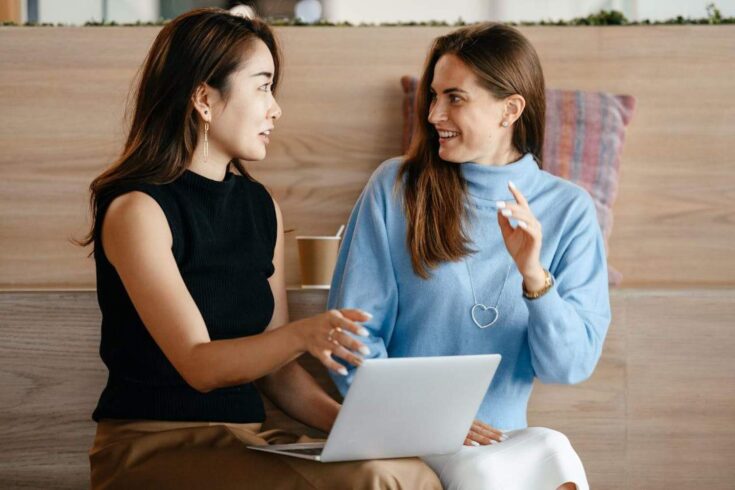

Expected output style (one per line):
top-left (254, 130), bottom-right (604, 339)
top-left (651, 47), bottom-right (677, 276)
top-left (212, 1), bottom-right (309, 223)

top-left (522, 269), bottom-right (554, 299)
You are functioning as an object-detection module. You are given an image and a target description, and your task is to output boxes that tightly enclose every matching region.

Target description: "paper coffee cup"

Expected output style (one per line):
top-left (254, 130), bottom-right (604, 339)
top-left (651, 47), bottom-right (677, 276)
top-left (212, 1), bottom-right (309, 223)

top-left (296, 236), bottom-right (341, 289)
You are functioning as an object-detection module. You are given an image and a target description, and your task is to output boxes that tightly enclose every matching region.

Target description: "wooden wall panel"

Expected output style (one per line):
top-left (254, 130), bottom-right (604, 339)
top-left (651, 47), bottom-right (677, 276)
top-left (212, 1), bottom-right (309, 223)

top-left (527, 291), bottom-right (627, 489)
top-left (625, 290), bottom-right (735, 489)
top-left (0, 26), bottom-right (734, 288)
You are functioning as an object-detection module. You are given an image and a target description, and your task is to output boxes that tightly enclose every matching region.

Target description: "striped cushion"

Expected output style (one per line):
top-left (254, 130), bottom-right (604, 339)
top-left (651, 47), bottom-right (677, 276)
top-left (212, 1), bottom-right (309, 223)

top-left (401, 76), bottom-right (636, 286)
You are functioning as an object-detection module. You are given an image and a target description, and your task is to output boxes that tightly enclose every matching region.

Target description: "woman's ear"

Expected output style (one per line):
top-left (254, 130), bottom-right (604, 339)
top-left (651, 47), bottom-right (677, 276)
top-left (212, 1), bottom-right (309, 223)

top-left (504, 94), bottom-right (526, 125)
top-left (191, 83), bottom-right (212, 122)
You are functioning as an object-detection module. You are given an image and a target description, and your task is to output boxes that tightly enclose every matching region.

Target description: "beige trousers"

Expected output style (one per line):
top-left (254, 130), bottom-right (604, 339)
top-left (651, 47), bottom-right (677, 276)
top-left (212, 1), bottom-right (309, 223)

top-left (89, 419), bottom-right (442, 490)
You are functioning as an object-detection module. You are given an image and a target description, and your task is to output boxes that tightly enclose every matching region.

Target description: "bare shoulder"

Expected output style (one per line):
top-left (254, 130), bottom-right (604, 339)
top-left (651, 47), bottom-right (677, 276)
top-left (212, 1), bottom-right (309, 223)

top-left (102, 191), bottom-right (173, 266)
top-left (271, 194), bottom-right (283, 222)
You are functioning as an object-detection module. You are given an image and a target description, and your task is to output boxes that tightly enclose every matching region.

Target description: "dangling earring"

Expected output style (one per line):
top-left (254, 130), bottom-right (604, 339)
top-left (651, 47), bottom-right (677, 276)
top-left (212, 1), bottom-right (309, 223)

top-left (204, 121), bottom-right (209, 164)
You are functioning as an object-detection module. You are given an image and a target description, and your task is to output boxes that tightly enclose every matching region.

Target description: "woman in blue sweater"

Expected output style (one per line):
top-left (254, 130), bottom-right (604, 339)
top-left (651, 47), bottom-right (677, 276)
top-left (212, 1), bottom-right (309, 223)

top-left (328, 23), bottom-right (610, 490)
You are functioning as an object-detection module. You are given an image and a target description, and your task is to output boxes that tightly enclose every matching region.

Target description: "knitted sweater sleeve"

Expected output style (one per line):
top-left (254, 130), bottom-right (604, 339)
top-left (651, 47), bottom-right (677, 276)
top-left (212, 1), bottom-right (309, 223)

top-left (525, 194), bottom-right (612, 384)
top-left (327, 163), bottom-right (399, 395)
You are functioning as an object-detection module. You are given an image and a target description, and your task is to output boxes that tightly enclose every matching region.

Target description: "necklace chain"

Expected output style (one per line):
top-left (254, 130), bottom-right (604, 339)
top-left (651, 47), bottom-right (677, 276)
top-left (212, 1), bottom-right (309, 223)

top-left (465, 256), bottom-right (513, 329)
top-left (463, 205), bottom-right (514, 328)
top-left (465, 258), bottom-right (513, 309)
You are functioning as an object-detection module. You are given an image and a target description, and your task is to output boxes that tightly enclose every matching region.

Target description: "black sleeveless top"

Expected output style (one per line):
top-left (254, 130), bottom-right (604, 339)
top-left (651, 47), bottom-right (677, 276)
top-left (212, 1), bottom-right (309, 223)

top-left (92, 169), bottom-right (277, 423)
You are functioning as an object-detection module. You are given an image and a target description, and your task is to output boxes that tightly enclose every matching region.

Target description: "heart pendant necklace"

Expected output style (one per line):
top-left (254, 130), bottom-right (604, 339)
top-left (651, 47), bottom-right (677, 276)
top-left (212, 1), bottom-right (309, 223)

top-left (465, 258), bottom-right (513, 329)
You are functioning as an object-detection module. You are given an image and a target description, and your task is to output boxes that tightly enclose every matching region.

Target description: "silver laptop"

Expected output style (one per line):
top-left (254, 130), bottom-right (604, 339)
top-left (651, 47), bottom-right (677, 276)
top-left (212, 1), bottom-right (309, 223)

top-left (247, 354), bottom-right (501, 462)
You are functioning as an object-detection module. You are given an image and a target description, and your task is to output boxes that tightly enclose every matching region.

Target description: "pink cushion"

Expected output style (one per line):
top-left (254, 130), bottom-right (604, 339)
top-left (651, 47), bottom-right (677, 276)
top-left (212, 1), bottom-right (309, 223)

top-left (400, 76), bottom-right (636, 286)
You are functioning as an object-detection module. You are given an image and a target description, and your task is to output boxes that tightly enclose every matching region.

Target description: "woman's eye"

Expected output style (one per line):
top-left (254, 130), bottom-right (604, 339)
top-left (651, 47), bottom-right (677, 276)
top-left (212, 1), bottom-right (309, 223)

top-left (260, 84), bottom-right (272, 92)
top-left (450, 95), bottom-right (462, 104)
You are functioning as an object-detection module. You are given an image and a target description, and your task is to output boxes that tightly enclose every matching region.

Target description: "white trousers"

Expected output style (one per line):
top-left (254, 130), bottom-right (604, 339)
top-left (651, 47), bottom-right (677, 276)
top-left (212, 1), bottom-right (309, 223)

top-left (422, 427), bottom-right (589, 490)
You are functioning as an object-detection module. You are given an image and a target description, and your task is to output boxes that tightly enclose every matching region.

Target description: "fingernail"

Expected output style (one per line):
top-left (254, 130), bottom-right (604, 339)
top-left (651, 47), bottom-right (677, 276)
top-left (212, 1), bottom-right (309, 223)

top-left (490, 440), bottom-right (499, 445)
top-left (338, 367), bottom-right (348, 376)
top-left (358, 328), bottom-right (369, 337)
top-left (361, 311), bottom-right (373, 319)
top-left (500, 434), bottom-right (508, 441)
top-left (501, 209), bottom-right (512, 218)
top-left (359, 346), bottom-right (370, 355)
top-left (470, 440), bottom-right (480, 447)
top-left (495, 201), bottom-right (506, 209)
top-left (518, 220), bottom-right (528, 229)
top-left (508, 180), bottom-right (516, 190)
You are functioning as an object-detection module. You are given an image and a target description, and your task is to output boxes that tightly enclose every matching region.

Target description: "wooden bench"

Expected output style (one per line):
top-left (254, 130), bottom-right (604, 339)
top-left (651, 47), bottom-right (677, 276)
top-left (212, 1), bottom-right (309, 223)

top-left (2, 288), bottom-right (733, 489)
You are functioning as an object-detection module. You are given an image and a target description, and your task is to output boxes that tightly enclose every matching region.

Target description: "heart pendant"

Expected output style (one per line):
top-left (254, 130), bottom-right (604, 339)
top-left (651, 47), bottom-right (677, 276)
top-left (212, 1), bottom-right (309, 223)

top-left (471, 304), bottom-right (499, 329)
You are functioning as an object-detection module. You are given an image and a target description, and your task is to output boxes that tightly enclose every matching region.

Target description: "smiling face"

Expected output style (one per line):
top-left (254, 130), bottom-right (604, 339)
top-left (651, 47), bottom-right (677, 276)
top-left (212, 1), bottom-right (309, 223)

top-left (206, 39), bottom-right (282, 162)
top-left (428, 53), bottom-right (516, 165)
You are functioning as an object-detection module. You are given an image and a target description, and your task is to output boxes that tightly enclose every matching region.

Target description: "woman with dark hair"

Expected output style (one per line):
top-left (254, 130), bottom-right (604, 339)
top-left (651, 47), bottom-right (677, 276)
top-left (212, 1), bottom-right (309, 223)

top-left (329, 23), bottom-right (610, 489)
top-left (82, 8), bottom-right (440, 489)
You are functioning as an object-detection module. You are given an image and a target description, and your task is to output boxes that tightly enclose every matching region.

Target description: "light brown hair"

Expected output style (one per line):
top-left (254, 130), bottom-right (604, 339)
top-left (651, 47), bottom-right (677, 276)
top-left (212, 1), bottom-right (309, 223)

top-left (399, 23), bottom-right (546, 278)
top-left (78, 8), bottom-right (281, 249)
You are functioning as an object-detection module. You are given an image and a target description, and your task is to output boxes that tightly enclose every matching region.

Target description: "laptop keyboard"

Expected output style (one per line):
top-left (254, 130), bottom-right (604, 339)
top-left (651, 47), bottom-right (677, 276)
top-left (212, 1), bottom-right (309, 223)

top-left (280, 447), bottom-right (324, 456)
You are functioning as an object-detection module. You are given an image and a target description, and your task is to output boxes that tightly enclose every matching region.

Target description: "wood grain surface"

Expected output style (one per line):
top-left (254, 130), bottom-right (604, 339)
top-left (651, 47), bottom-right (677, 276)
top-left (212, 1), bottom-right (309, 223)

top-left (0, 26), bottom-right (733, 288)
top-left (1, 289), bottom-right (733, 489)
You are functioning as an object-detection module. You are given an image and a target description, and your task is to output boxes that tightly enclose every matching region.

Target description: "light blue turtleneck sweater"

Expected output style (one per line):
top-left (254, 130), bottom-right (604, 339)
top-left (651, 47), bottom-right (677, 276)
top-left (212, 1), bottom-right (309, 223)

top-left (327, 154), bottom-right (611, 430)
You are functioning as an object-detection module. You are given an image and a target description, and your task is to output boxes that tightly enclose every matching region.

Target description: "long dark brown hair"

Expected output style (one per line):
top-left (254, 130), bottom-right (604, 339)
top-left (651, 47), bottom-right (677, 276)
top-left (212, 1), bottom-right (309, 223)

top-left (77, 8), bottom-right (281, 249)
top-left (399, 23), bottom-right (546, 278)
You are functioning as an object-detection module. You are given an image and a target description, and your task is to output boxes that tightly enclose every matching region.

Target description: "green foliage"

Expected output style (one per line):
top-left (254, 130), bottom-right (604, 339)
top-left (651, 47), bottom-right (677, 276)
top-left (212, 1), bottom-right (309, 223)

top-left (3, 6), bottom-right (734, 28)
top-left (707, 3), bottom-right (723, 24)
top-left (571, 9), bottom-right (628, 25)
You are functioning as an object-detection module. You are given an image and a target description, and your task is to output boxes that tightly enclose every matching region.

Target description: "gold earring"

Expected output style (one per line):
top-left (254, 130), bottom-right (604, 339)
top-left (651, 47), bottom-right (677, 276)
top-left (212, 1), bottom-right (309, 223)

top-left (204, 121), bottom-right (209, 164)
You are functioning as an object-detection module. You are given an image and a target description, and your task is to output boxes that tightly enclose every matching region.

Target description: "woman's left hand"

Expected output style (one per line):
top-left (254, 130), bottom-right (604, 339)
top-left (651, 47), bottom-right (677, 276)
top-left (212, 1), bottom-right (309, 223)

top-left (497, 181), bottom-right (546, 289)
top-left (464, 419), bottom-right (507, 446)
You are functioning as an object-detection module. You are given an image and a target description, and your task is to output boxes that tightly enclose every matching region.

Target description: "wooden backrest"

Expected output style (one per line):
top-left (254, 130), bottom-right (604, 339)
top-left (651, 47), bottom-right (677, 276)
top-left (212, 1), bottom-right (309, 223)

top-left (1, 26), bottom-right (734, 289)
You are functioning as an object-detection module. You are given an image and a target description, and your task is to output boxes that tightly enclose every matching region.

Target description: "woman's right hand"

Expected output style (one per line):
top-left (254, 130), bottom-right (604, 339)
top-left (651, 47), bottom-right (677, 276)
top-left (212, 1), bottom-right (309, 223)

top-left (292, 309), bottom-right (372, 375)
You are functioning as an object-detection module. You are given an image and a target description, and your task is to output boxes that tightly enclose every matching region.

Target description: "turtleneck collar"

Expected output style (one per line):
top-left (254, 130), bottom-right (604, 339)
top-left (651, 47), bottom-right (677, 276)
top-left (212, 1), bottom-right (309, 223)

top-left (179, 168), bottom-right (236, 194)
top-left (460, 153), bottom-right (540, 202)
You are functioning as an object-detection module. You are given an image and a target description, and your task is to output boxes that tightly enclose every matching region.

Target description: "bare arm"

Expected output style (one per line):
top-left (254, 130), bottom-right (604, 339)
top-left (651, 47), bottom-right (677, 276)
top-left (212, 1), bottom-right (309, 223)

top-left (102, 191), bottom-right (369, 393)
top-left (255, 198), bottom-right (341, 432)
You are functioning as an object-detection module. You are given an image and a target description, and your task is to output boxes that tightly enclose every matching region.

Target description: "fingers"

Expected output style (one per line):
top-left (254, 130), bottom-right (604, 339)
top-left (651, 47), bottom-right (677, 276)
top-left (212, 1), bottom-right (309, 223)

top-left (507, 180), bottom-right (528, 207)
top-left (467, 429), bottom-right (500, 445)
top-left (497, 208), bottom-right (515, 239)
top-left (334, 330), bottom-right (370, 356)
top-left (468, 428), bottom-right (502, 444)
top-left (317, 350), bottom-right (348, 376)
top-left (498, 202), bottom-right (538, 227)
top-left (339, 308), bottom-right (373, 323)
top-left (331, 344), bottom-right (364, 368)
top-left (327, 310), bottom-right (370, 355)
top-left (313, 309), bottom-right (373, 376)
top-left (471, 421), bottom-right (506, 441)
top-left (497, 202), bottom-right (542, 239)
top-left (473, 419), bottom-right (500, 431)
top-left (465, 421), bottom-right (509, 446)
top-left (329, 310), bottom-right (370, 338)
top-left (497, 180), bottom-right (536, 231)
top-left (499, 202), bottom-right (535, 223)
